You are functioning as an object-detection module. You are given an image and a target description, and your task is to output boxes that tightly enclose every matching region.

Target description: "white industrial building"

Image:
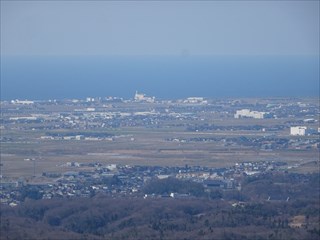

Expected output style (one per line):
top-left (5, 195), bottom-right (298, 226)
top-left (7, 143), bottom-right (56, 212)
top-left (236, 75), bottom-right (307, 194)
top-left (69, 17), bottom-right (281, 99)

top-left (234, 109), bottom-right (266, 119)
top-left (290, 126), bottom-right (309, 136)
top-left (134, 91), bottom-right (155, 103)
top-left (183, 97), bottom-right (208, 104)
top-left (11, 100), bottom-right (34, 105)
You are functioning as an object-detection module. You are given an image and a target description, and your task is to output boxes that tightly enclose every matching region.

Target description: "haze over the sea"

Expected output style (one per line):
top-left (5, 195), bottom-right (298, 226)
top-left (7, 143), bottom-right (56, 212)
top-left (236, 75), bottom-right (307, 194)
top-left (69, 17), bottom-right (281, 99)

top-left (1, 55), bottom-right (318, 100)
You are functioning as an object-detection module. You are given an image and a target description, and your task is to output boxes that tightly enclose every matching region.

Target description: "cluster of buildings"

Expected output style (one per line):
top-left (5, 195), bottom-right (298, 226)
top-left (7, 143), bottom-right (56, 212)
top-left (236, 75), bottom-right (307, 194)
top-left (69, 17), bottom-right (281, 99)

top-left (1, 94), bottom-right (319, 134)
top-left (167, 135), bottom-right (319, 151)
top-left (0, 159), bottom-right (297, 206)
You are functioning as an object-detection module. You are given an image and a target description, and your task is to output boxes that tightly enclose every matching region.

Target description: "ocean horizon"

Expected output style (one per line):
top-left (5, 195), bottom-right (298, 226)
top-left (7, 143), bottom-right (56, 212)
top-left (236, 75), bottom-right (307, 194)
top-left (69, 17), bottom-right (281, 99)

top-left (1, 55), bottom-right (319, 100)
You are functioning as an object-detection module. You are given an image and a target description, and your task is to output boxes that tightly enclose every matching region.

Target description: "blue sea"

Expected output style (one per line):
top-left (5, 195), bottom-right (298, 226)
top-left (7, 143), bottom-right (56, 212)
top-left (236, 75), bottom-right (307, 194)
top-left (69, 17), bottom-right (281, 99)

top-left (1, 55), bottom-right (319, 100)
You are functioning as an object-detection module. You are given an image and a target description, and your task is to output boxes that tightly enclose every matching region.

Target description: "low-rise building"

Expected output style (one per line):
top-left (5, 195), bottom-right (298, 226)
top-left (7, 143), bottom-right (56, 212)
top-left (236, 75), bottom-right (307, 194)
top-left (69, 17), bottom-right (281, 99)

top-left (290, 126), bottom-right (309, 136)
top-left (234, 109), bottom-right (267, 119)
top-left (134, 91), bottom-right (155, 103)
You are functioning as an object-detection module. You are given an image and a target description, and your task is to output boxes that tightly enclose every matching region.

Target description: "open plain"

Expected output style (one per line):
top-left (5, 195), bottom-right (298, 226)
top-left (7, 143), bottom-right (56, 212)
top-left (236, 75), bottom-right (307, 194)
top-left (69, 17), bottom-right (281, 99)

top-left (1, 97), bottom-right (319, 180)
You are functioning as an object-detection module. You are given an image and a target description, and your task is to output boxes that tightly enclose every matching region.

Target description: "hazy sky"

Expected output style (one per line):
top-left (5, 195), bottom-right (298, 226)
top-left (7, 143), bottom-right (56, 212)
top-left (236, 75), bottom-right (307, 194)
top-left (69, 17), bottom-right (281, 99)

top-left (1, 1), bottom-right (319, 56)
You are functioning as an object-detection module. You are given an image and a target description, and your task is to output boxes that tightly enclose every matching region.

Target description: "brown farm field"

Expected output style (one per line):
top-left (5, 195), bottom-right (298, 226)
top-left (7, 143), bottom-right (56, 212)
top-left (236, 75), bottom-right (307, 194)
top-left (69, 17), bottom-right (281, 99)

top-left (1, 125), bottom-right (318, 179)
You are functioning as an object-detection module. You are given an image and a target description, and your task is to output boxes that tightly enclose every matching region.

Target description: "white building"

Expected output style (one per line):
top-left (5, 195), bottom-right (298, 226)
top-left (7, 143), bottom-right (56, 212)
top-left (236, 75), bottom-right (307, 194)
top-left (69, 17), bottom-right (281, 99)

top-left (183, 97), bottom-right (207, 104)
top-left (170, 192), bottom-right (190, 198)
top-left (106, 164), bottom-right (117, 171)
top-left (134, 91), bottom-right (155, 103)
top-left (11, 100), bottom-right (34, 105)
top-left (290, 126), bottom-right (308, 136)
top-left (86, 97), bottom-right (95, 102)
top-left (234, 109), bottom-right (266, 119)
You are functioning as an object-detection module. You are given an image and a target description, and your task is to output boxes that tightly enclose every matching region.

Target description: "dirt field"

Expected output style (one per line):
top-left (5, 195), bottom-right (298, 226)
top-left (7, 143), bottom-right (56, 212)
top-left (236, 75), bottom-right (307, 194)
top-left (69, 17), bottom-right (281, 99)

top-left (1, 126), bottom-right (318, 179)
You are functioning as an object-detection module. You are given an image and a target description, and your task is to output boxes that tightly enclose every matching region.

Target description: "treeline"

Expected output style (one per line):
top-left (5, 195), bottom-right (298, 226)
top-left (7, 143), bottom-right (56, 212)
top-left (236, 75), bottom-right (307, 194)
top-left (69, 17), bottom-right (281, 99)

top-left (45, 131), bottom-right (114, 137)
top-left (144, 173), bottom-right (320, 203)
top-left (241, 172), bottom-right (320, 202)
top-left (143, 177), bottom-right (206, 197)
top-left (1, 173), bottom-right (319, 239)
top-left (186, 124), bottom-right (284, 132)
top-left (1, 197), bottom-right (319, 240)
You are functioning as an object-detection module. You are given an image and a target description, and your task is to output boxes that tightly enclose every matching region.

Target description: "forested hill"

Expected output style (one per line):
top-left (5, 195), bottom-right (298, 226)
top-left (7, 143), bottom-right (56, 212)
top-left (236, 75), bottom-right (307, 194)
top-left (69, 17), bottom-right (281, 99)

top-left (1, 172), bottom-right (319, 240)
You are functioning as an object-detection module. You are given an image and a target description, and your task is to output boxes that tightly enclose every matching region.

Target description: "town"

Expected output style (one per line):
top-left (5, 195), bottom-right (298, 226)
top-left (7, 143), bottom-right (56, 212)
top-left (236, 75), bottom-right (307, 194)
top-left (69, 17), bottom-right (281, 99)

top-left (1, 93), bottom-right (319, 206)
top-left (1, 94), bottom-right (319, 240)
top-left (0, 159), bottom-right (300, 206)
